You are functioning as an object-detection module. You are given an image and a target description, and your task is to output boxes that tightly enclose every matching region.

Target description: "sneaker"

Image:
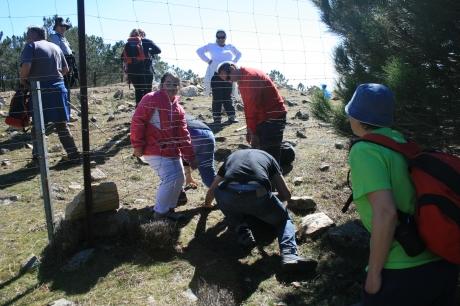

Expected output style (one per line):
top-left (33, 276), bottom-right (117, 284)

top-left (281, 254), bottom-right (318, 274)
top-left (176, 190), bottom-right (188, 207)
top-left (136, 156), bottom-right (149, 165)
top-left (236, 224), bottom-right (256, 248)
top-left (226, 117), bottom-right (239, 124)
top-left (154, 210), bottom-right (187, 222)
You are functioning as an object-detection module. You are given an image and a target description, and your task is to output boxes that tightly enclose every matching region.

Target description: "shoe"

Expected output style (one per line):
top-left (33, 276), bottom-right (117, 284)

top-left (136, 156), bottom-right (149, 165)
top-left (281, 254), bottom-right (318, 274)
top-left (176, 190), bottom-right (188, 207)
top-left (236, 224), bottom-right (256, 248)
top-left (153, 210), bottom-right (187, 222)
top-left (56, 153), bottom-right (81, 167)
top-left (226, 117), bottom-right (239, 124)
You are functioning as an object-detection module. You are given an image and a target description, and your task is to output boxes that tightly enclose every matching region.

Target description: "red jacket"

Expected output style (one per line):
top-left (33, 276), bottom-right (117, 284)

top-left (237, 67), bottom-right (287, 133)
top-left (130, 90), bottom-right (195, 161)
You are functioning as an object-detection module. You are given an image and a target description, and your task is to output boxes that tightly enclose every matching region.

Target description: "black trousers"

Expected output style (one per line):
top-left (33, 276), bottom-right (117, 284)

top-left (255, 115), bottom-right (286, 165)
top-left (32, 122), bottom-right (78, 158)
top-left (210, 73), bottom-right (235, 122)
top-left (128, 62), bottom-right (153, 106)
top-left (362, 260), bottom-right (458, 306)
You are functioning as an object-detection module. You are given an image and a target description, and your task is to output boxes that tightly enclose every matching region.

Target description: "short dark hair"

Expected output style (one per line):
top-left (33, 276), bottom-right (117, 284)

top-left (217, 62), bottom-right (234, 74)
top-left (216, 30), bottom-right (226, 37)
top-left (28, 26), bottom-right (46, 40)
top-left (160, 72), bottom-right (180, 85)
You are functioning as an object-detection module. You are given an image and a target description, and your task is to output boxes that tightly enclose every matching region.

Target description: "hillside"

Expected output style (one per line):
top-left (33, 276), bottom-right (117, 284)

top-left (1, 83), bottom-right (372, 306)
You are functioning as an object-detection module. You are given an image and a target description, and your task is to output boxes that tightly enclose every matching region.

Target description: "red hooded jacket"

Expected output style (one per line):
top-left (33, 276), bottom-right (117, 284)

top-left (130, 90), bottom-right (195, 161)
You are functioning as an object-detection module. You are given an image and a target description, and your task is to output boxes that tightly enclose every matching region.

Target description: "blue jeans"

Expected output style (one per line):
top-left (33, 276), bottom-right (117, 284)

top-left (214, 184), bottom-right (298, 255)
top-left (189, 128), bottom-right (216, 187)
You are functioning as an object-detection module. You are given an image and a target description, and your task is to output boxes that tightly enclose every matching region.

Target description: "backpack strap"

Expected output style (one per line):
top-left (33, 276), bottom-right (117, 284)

top-left (358, 133), bottom-right (421, 158)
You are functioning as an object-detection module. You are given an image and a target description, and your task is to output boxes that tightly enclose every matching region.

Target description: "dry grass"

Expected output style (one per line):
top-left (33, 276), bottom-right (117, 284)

top-left (0, 84), bottom-right (370, 305)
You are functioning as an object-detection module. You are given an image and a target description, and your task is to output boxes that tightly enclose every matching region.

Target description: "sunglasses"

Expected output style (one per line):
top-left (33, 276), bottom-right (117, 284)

top-left (216, 36), bottom-right (226, 39)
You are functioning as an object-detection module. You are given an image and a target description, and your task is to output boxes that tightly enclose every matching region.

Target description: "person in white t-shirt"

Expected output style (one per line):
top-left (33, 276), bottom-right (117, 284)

top-left (196, 30), bottom-right (241, 124)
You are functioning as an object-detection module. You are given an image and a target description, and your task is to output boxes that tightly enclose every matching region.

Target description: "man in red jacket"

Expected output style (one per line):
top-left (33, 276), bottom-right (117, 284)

top-left (217, 62), bottom-right (287, 164)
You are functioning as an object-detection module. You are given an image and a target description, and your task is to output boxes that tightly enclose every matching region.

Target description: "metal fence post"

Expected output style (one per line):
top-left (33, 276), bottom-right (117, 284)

top-left (31, 81), bottom-right (55, 243)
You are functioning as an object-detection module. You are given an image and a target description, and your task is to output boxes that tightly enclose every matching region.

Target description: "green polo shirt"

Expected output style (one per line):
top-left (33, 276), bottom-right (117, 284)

top-left (349, 127), bottom-right (439, 269)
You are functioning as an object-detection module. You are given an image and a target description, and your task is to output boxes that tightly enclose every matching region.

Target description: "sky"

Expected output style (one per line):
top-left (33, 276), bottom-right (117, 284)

top-left (0, 0), bottom-right (341, 89)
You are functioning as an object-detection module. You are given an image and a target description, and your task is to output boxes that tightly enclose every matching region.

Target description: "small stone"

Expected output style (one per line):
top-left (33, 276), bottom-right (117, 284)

top-left (25, 143), bottom-right (34, 149)
top-left (334, 142), bottom-right (344, 149)
top-left (20, 255), bottom-right (40, 272)
top-left (0, 195), bottom-right (20, 205)
top-left (117, 105), bottom-right (127, 112)
top-left (215, 136), bottom-right (226, 142)
top-left (235, 103), bottom-right (244, 111)
top-left (94, 98), bottom-right (103, 105)
top-left (185, 97), bottom-right (194, 101)
top-left (48, 298), bottom-right (75, 306)
top-left (294, 111), bottom-right (309, 121)
top-left (300, 92), bottom-right (307, 96)
top-left (90, 116), bottom-right (97, 123)
top-left (0, 110), bottom-right (7, 117)
top-left (293, 177), bottom-right (304, 186)
top-left (1, 159), bottom-right (11, 166)
top-left (107, 115), bottom-right (115, 122)
top-left (0, 148), bottom-right (10, 154)
top-left (182, 288), bottom-right (198, 302)
top-left (49, 144), bottom-right (62, 153)
top-left (113, 89), bottom-right (124, 99)
top-left (90, 161), bottom-right (97, 168)
top-left (287, 196), bottom-right (317, 214)
top-left (318, 122), bottom-right (332, 128)
top-left (291, 281), bottom-right (302, 288)
top-left (286, 100), bottom-right (298, 107)
top-left (296, 130), bottom-right (307, 139)
top-left (302, 99), bottom-right (310, 104)
top-left (91, 168), bottom-right (107, 182)
top-left (134, 198), bottom-right (148, 205)
top-left (68, 183), bottom-right (82, 190)
top-left (61, 248), bottom-right (95, 272)
top-left (9, 130), bottom-right (19, 137)
top-left (147, 296), bottom-right (156, 306)
top-left (319, 163), bottom-right (330, 171)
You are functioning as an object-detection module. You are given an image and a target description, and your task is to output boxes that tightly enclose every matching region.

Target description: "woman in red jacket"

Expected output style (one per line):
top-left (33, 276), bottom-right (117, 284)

top-left (130, 72), bottom-right (196, 220)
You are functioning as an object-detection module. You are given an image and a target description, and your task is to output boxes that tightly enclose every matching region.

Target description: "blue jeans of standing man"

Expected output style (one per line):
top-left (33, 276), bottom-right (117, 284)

top-left (189, 128), bottom-right (216, 187)
top-left (214, 184), bottom-right (298, 256)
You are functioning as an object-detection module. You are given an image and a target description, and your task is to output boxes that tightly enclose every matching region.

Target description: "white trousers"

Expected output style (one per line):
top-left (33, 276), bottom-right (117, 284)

top-left (143, 155), bottom-right (185, 214)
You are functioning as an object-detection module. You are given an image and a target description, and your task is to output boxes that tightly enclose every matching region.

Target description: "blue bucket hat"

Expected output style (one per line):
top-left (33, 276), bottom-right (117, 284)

top-left (345, 83), bottom-right (395, 127)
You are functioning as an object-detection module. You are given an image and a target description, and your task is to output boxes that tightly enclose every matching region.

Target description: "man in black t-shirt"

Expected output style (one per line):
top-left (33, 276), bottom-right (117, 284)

top-left (204, 149), bottom-right (317, 272)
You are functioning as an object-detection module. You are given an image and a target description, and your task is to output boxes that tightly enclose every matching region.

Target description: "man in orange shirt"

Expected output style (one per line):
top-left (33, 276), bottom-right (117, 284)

top-left (217, 62), bottom-right (287, 164)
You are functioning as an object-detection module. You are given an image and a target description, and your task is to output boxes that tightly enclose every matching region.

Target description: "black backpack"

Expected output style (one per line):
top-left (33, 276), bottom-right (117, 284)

top-left (280, 141), bottom-right (295, 166)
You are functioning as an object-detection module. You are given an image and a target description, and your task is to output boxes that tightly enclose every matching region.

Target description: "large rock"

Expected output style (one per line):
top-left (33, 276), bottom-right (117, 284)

top-left (297, 212), bottom-right (335, 239)
top-left (287, 196), bottom-right (317, 214)
top-left (65, 182), bottom-right (119, 220)
top-left (180, 86), bottom-right (200, 97)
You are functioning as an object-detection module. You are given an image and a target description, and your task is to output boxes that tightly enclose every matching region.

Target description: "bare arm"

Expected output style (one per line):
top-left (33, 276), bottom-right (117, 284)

top-left (365, 189), bottom-right (398, 294)
top-left (204, 175), bottom-right (224, 207)
top-left (19, 63), bottom-right (31, 86)
top-left (272, 173), bottom-right (291, 202)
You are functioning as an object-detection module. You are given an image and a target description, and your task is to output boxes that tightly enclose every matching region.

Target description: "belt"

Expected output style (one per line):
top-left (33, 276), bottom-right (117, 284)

top-left (225, 182), bottom-right (268, 198)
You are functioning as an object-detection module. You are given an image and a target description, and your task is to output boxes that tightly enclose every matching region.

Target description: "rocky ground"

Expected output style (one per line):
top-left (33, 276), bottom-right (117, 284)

top-left (0, 82), bottom-right (377, 305)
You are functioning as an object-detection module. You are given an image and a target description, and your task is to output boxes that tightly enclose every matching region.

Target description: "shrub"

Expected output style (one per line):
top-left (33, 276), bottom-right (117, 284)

top-left (311, 88), bottom-right (333, 122)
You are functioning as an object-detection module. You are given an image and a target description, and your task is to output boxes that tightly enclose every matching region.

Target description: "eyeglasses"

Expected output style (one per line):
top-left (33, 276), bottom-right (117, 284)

top-left (216, 36), bottom-right (226, 39)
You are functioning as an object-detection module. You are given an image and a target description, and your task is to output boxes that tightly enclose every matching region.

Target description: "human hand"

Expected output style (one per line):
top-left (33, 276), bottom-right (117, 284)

top-left (246, 132), bottom-right (252, 144)
top-left (364, 272), bottom-right (382, 294)
top-left (250, 134), bottom-right (260, 148)
top-left (189, 158), bottom-right (199, 170)
top-left (133, 147), bottom-right (143, 157)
